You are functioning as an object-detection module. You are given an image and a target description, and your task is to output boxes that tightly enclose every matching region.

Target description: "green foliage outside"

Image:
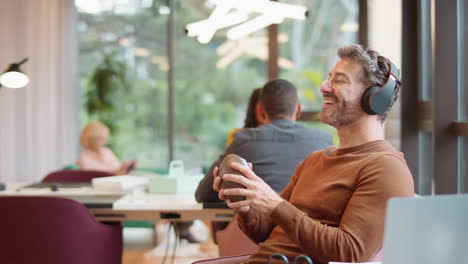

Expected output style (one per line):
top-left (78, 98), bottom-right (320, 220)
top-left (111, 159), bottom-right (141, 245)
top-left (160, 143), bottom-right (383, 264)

top-left (85, 53), bottom-right (129, 133)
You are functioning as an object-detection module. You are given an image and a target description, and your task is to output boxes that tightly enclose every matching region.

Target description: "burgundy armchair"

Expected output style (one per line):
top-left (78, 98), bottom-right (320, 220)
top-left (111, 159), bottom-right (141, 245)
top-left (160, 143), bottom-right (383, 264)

top-left (42, 169), bottom-right (113, 183)
top-left (0, 196), bottom-right (122, 264)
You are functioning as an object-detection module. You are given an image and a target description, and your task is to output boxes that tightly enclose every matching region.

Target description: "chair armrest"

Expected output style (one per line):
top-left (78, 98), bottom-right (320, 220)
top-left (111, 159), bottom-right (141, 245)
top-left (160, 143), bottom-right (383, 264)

top-left (192, 254), bottom-right (251, 264)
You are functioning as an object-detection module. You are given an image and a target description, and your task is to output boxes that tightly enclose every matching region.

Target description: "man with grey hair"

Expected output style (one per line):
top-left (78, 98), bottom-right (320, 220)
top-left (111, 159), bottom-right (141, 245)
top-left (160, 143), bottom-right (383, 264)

top-left (211, 45), bottom-right (414, 264)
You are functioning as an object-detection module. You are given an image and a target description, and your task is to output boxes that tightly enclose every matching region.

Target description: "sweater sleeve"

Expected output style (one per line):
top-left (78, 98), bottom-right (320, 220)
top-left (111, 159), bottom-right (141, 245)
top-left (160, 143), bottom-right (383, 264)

top-left (237, 161), bottom-right (305, 244)
top-left (194, 155), bottom-right (223, 203)
top-left (268, 154), bottom-right (415, 263)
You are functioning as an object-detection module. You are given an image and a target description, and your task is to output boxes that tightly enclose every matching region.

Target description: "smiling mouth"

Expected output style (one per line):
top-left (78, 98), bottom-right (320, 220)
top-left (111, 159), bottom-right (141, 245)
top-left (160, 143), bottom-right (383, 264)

top-left (323, 93), bottom-right (338, 105)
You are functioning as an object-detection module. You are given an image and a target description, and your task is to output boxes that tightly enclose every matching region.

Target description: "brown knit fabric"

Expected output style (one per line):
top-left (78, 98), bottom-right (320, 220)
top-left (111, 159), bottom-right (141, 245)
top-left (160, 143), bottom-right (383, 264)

top-left (238, 140), bottom-right (415, 264)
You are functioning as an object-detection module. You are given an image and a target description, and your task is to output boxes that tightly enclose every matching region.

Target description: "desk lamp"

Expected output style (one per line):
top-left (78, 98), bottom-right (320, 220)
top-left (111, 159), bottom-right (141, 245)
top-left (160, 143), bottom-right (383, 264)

top-left (0, 58), bottom-right (29, 190)
top-left (0, 58), bottom-right (29, 90)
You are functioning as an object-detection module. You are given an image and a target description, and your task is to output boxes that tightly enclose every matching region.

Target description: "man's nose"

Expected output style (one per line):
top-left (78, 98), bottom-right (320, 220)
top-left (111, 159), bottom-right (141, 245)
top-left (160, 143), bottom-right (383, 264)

top-left (320, 80), bottom-right (333, 93)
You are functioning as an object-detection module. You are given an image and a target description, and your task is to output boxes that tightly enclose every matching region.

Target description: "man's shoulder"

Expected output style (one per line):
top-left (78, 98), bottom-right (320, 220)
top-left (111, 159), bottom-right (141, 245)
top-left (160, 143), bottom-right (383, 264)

top-left (357, 140), bottom-right (404, 160)
top-left (347, 141), bottom-right (410, 175)
top-left (366, 151), bottom-right (407, 168)
top-left (296, 124), bottom-right (332, 137)
top-left (288, 124), bottom-right (333, 146)
top-left (236, 121), bottom-right (330, 137)
top-left (230, 121), bottom-right (332, 150)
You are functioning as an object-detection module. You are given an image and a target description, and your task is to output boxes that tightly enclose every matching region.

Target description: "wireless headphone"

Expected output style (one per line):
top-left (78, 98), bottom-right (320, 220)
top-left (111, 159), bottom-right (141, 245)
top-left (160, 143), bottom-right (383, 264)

top-left (361, 59), bottom-right (400, 115)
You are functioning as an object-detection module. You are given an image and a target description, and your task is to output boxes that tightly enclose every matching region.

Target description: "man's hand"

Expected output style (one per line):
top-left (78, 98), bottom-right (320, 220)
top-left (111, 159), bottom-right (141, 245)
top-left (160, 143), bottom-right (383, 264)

top-left (212, 165), bottom-right (251, 212)
top-left (212, 167), bottom-right (221, 192)
top-left (220, 163), bottom-right (283, 215)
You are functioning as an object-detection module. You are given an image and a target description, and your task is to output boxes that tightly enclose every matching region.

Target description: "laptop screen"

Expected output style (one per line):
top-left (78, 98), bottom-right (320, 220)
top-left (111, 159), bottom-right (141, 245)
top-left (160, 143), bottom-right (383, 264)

top-left (383, 194), bottom-right (468, 264)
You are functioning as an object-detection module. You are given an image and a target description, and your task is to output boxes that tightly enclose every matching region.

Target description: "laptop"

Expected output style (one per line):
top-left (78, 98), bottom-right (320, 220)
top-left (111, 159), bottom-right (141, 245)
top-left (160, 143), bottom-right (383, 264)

top-left (383, 194), bottom-right (468, 264)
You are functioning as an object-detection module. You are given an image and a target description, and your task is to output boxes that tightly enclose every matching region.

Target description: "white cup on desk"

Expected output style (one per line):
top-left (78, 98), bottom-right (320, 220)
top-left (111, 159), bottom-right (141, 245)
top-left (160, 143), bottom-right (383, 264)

top-left (131, 186), bottom-right (146, 197)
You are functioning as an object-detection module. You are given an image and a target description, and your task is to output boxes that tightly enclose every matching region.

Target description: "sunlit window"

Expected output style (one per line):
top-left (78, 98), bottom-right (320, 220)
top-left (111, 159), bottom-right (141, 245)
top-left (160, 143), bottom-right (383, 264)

top-left (77, 0), bottom-right (169, 169)
top-left (280, 0), bottom-right (358, 112)
top-left (76, 0), bottom-right (358, 170)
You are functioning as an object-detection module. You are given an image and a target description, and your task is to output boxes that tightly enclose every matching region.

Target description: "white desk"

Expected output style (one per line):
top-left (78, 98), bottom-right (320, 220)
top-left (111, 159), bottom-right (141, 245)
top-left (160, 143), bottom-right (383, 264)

top-left (0, 182), bottom-right (234, 222)
top-left (90, 193), bottom-right (233, 222)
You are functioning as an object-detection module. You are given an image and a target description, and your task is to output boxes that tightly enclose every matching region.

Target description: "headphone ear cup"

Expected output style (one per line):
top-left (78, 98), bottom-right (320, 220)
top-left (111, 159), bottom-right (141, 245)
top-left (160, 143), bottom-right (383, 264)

top-left (361, 60), bottom-right (399, 116)
top-left (361, 86), bottom-right (380, 115)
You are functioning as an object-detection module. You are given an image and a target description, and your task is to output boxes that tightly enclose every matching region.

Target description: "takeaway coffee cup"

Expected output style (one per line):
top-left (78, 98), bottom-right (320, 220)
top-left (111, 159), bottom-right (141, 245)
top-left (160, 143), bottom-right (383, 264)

top-left (218, 154), bottom-right (249, 202)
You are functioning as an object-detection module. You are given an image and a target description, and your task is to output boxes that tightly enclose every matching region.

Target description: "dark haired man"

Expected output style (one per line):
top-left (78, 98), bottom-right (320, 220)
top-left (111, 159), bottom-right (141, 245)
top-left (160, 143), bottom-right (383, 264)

top-left (195, 79), bottom-right (332, 203)
top-left (213, 45), bottom-right (415, 263)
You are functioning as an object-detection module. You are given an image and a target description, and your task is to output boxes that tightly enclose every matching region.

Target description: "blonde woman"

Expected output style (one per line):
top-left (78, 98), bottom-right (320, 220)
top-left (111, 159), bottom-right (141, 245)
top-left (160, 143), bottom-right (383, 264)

top-left (77, 121), bottom-right (135, 175)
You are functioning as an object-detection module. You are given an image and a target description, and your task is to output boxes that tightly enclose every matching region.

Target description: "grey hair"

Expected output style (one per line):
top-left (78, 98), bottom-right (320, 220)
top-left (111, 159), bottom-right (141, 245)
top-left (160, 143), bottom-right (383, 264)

top-left (337, 45), bottom-right (401, 123)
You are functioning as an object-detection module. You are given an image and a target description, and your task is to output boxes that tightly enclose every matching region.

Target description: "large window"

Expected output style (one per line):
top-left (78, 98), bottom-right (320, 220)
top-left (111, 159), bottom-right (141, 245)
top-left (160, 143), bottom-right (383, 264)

top-left (280, 0), bottom-right (358, 141)
top-left (77, 0), bottom-right (170, 169)
top-left (174, 1), bottom-right (266, 169)
top-left (280, 0), bottom-right (358, 111)
top-left (76, 0), bottom-right (358, 171)
top-left (402, 0), bottom-right (468, 194)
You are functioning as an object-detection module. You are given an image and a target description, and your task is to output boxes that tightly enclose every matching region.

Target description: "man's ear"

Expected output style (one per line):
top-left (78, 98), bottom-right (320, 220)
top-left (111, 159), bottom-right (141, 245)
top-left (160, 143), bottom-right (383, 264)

top-left (255, 103), bottom-right (266, 126)
top-left (256, 104), bottom-right (268, 122)
top-left (295, 103), bottom-right (302, 120)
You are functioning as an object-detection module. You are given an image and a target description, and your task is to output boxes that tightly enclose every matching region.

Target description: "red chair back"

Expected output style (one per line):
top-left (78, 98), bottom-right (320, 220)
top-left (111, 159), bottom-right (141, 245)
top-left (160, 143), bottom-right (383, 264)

top-left (0, 196), bottom-right (122, 264)
top-left (42, 169), bottom-right (113, 183)
top-left (215, 217), bottom-right (258, 257)
top-left (192, 254), bottom-right (251, 264)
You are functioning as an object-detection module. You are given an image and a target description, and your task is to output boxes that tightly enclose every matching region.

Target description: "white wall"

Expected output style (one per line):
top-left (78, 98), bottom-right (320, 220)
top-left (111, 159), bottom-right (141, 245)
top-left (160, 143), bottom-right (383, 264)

top-left (368, 0), bottom-right (402, 150)
top-left (0, 0), bottom-right (79, 181)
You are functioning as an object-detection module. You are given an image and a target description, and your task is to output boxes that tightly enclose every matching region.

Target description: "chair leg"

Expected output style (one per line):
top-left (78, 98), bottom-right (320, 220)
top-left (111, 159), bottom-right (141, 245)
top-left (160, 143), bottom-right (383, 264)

top-left (173, 221), bottom-right (201, 243)
top-left (152, 224), bottom-right (157, 247)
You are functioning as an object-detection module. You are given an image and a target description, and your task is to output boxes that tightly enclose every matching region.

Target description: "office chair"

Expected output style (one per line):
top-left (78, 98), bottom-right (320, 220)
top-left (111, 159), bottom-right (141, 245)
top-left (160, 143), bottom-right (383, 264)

top-left (42, 169), bottom-right (114, 182)
top-left (0, 196), bottom-right (122, 264)
top-left (215, 217), bottom-right (258, 257)
top-left (192, 249), bottom-right (383, 264)
top-left (192, 254), bottom-right (251, 264)
top-left (42, 169), bottom-right (158, 246)
top-left (194, 236), bottom-right (383, 264)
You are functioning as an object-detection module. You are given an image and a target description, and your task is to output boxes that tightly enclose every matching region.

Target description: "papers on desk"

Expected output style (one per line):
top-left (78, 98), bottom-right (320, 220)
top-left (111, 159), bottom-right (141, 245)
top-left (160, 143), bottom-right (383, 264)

top-left (18, 182), bottom-right (93, 193)
top-left (9, 182), bottom-right (124, 197)
top-left (113, 193), bottom-right (202, 210)
top-left (148, 173), bottom-right (203, 194)
top-left (92, 175), bottom-right (149, 192)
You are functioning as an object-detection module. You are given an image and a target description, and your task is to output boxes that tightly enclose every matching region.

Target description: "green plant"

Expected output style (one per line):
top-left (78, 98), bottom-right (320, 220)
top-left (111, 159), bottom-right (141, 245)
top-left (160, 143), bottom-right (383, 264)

top-left (85, 53), bottom-right (130, 132)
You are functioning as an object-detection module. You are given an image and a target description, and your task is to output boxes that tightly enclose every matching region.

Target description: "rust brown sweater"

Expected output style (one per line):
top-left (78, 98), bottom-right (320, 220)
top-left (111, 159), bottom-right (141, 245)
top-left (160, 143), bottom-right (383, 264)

top-left (238, 140), bottom-right (415, 264)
